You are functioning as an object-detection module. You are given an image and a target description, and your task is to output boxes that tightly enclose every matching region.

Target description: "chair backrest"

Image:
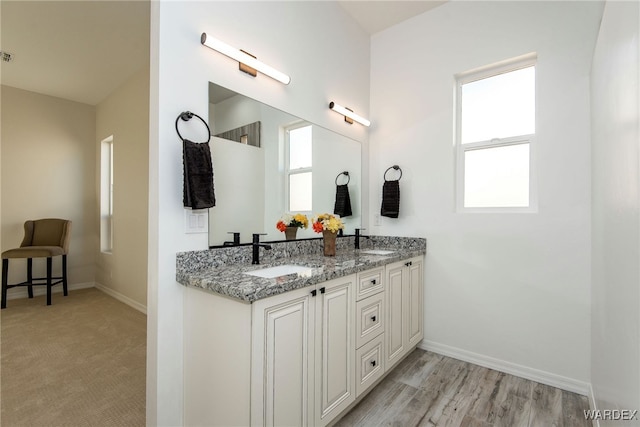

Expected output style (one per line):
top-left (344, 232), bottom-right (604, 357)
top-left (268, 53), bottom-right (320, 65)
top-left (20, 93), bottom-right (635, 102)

top-left (20, 219), bottom-right (72, 253)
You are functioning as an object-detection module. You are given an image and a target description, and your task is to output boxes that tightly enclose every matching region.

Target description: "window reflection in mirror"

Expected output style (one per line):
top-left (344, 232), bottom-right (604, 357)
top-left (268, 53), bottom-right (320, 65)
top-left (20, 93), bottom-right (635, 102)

top-left (286, 123), bottom-right (313, 212)
top-left (208, 82), bottom-right (361, 247)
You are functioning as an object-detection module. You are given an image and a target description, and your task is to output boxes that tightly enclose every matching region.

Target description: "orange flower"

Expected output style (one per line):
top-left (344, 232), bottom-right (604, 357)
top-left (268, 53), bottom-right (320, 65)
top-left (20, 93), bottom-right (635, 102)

top-left (312, 221), bottom-right (324, 233)
top-left (276, 221), bottom-right (287, 232)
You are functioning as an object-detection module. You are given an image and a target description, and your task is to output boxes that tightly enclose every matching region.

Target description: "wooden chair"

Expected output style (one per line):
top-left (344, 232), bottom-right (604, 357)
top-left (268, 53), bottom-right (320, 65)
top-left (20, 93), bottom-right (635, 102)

top-left (1, 219), bottom-right (72, 308)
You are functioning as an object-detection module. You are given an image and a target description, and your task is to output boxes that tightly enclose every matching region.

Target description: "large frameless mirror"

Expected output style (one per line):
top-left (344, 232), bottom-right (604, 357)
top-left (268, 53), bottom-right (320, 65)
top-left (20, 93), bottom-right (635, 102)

top-left (208, 82), bottom-right (362, 247)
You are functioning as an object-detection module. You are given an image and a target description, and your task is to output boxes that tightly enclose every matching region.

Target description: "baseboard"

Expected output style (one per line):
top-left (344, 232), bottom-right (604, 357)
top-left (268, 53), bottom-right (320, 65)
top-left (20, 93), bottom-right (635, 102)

top-left (94, 282), bottom-right (147, 315)
top-left (6, 281), bottom-right (94, 300)
top-left (419, 340), bottom-right (590, 396)
top-left (5, 281), bottom-right (146, 315)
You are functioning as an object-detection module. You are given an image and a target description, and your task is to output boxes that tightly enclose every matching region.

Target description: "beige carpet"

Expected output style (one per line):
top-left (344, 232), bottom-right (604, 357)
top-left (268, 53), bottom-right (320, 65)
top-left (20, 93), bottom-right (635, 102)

top-left (1, 288), bottom-right (146, 427)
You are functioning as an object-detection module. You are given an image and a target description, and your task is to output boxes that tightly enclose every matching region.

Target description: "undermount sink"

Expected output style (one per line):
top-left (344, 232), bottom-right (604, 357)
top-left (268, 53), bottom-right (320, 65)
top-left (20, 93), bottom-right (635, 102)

top-left (359, 249), bottom-right (396, 256)
top-left (244, 264), bottom-right (313, 279)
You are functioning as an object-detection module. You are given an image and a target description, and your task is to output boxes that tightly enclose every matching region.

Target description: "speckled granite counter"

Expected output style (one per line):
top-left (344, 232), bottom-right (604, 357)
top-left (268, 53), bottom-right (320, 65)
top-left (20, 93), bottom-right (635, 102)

top-left (176, 236), bottom-right (426, 303)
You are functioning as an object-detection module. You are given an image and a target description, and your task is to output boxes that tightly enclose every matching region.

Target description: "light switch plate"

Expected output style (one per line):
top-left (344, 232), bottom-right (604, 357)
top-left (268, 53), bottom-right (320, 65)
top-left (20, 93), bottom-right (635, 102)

top-left (185, 209), bottom-right (208, 234)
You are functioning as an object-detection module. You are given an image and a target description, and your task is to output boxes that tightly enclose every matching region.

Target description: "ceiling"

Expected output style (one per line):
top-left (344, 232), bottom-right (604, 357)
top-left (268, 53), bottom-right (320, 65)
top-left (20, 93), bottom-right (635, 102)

top-left (0, 0), bottom-right (150, 106)
top-left (0, 1), bottom-right (444, 106)
top-left (338, 1), bottom-right (446, 35)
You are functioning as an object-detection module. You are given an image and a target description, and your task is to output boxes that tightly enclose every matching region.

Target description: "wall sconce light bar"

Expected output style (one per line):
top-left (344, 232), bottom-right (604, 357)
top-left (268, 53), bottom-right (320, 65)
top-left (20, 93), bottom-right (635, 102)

top-left (329, 102), bottom-right (370, 127)
top-left (201, 33), bottom-right (291, 85)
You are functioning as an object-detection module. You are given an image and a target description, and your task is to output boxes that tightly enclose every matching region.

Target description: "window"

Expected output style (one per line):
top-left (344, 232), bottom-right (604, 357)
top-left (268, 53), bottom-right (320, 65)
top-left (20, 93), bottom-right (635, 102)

top-left (456, 54), bottom-right (536, 211)
top-left (100, 136), bottom-right (113, 253)
top-left (285, 123), bottom-right (312, 212)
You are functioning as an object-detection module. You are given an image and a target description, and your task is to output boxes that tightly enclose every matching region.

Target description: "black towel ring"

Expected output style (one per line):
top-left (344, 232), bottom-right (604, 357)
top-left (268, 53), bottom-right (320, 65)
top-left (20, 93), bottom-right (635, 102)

top-left (175, 111), bottom-right (211, 143)
top-left (335, 171), bottom-right (350, 186)
top-left (384, 165), bottom-right (402, 182)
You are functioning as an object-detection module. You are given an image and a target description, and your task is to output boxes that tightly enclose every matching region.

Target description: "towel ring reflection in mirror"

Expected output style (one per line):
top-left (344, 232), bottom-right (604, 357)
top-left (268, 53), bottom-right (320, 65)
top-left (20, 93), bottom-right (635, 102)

top-left (335, 171), bottom-right (350, 186)
top-left (384, 165), bottom-right (402, 181)
top-left (175, 111), bottom-right (211, 143)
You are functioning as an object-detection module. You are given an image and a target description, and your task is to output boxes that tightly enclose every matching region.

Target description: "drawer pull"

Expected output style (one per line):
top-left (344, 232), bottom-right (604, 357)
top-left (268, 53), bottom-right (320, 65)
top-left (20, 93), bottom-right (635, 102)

top-left (370, 360), bottom-right (377, 367)
top-left (370, 279), bottom-right (377, 285)
top-left (405, 261), bottom-right (413, 267)
top-left (320, 287), bottom-right (326, 294)
top-left (371, 315), bottom-right (377, 322)
top-left (311, 290), bottom-right (317, 297)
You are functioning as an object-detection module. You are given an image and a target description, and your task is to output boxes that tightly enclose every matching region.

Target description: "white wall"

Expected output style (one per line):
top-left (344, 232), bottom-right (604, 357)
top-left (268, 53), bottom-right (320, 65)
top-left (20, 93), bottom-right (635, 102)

top-left (1, 86), bottom-right (96, 291)
top-left (591, 0), bottom-right (640, 412)
top-left (149, 1), bottom-right (369, 424)
top-left (369, 1), bottom-right (603, 393)
top-left (96, 65), bottom-right (150, 310)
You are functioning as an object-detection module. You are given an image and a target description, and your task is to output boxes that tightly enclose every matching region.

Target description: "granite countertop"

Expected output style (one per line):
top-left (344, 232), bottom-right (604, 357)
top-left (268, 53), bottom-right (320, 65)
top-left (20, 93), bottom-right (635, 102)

top-left (176, 236), bottom-right (426, 303)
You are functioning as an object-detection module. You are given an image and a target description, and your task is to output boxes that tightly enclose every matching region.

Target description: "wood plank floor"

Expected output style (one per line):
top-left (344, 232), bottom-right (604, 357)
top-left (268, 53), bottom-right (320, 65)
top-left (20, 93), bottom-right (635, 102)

top-left (335, 349), bottom-right (591, 427)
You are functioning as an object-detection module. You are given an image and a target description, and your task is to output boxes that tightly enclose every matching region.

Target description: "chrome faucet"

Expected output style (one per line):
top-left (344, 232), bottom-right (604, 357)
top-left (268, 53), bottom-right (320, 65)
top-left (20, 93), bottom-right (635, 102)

top-left (355, 228), bottom-right (370, 250)
top-left (252, 233), bottom-right (272, 265)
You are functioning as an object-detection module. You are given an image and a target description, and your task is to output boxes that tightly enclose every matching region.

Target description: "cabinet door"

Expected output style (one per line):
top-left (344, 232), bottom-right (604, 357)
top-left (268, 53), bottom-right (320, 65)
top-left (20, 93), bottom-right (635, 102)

top-left (385, 261), bottom-right (406, 369)
top-left (385, 258), bottom-right (425, 369)
top-left (251, 286), bottom-right (315, 427)
top-left (406, 257), bottom-right (424, 348)
top-left (315, 275), bottom-right (356, 426)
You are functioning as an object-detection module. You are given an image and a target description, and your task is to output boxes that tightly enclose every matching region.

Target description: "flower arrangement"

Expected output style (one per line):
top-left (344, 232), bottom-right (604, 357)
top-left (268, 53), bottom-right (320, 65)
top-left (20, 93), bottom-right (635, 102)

top-left (311, 213), bottom-right (344, 234)
top-left (276, 213), bottom-right (309, 232)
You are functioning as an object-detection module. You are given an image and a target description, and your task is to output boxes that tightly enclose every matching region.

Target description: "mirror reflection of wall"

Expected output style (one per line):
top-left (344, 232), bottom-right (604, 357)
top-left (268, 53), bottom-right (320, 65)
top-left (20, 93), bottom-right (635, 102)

top-left (208, 82), bottom-right (361, 247)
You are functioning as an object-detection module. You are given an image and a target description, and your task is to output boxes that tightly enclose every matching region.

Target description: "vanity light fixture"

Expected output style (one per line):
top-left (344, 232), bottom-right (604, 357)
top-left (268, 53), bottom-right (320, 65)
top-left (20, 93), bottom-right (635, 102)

top-left (200, 33), bottom-right (291, 85)
top-left (329, 102), bottom-right (371, 127)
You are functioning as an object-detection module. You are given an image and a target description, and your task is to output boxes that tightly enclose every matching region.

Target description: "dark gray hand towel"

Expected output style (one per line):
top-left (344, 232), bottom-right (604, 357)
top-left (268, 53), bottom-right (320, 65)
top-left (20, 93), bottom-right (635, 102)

top-left (380, 180), bottom-right (400, 218)
top-left (334, 184), bottom-right (352, 217)
top-left (183, 139), bottom-right (216, 209)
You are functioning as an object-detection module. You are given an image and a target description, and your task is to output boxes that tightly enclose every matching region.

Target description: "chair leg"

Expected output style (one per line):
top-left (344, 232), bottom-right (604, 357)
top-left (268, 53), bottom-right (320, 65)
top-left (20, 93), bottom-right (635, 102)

top-left (27, 258), bottom-right (34, 299)
top-left (2, 259), bottom-right (8, 309)
top-left (46, 257), bottom-right (52, 306)
top-left (62, 255), bottom-right (68, 296)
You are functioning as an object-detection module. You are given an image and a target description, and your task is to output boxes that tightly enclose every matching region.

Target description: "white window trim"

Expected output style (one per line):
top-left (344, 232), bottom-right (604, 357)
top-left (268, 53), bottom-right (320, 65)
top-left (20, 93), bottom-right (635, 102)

top-left (100, 135), bottom-right (114, 253)
top-left (456, 52), bottom-right (537, 86)
top-left (455, 53), bottom-right (538, 213)
top-left (284, 122), bottom-right (313, 213)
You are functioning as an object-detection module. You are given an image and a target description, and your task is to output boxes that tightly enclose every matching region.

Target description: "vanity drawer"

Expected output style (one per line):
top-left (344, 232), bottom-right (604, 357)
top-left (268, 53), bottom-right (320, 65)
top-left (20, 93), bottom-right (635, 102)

top-left (356, 267), bottom-right (384, 301)
top-left (355, 333), bottom-right (385, 397)
top-left (355, 292), bottom-right (385, 349)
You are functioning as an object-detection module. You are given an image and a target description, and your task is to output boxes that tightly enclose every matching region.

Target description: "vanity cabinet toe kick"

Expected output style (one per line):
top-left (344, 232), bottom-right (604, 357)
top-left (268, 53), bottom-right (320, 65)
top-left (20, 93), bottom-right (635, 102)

top-left (184, 255), bottom-right (424, 427)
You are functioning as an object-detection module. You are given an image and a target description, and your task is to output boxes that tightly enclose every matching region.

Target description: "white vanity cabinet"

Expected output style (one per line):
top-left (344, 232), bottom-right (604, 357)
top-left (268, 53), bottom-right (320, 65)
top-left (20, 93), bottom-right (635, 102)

top-left (251, 274), bottom-right (356, 427)
top-left (183, 254), bottom-right (424, 427)
top-left (384, 256), bottom-right (424, 370)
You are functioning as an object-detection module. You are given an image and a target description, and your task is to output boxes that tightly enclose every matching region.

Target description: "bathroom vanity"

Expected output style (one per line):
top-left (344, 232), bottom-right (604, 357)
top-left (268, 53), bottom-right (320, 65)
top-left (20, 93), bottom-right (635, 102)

top-left (176, 236), bottom-right (426, 426)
